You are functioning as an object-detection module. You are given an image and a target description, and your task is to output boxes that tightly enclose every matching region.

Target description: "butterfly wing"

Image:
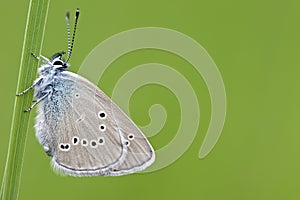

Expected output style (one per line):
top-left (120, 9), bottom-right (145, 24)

top-left (51, 71), bottom-right (155, 176)
top-left (108, 102), bottom-right (155, 175)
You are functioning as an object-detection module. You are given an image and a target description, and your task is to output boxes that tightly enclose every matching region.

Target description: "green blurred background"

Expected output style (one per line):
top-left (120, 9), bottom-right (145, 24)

top-left (1, 0), bottom-right (300, 199)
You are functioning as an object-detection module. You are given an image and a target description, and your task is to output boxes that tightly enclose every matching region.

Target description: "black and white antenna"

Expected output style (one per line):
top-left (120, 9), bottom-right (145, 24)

top-left (65, 8), bottom-right (80, 63)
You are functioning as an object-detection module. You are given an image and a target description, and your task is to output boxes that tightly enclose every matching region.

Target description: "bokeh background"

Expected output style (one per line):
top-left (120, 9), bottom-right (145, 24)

top-left (1, 0), bottom-right (300, 199)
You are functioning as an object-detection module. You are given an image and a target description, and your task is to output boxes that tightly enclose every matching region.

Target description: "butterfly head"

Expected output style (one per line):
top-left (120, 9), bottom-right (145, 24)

top-left (38, 9), bottom-right (80, 76)
top-left (37, 51), bottom-right (70, 76)
top-left (50, 51), bottom-right (70, 69)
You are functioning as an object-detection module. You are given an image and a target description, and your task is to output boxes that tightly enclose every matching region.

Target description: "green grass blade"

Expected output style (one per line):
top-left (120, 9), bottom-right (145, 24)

top-left (0, 0), bottom-right (50, 199)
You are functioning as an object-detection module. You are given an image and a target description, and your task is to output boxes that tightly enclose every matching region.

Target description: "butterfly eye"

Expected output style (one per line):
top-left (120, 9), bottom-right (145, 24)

top-left (53, 61), bottom-right (63, 65)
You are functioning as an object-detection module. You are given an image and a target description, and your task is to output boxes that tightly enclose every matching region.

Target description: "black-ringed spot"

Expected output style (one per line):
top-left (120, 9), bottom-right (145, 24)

top-left (99, 124), bottom-right (106, 131)
top-left (81, 139), bottom-right (88, 146)
top-left (98, 111), bottom-right (107, 119)
top-left (128, 134), bottom-right (134, 140)
top-left (74, 93), bottom-right (80, 99)
top-left (59, 143), bottom-right (70, 151)
top-left (98, 137), bottom-right (105, 145)
top-left (72, 136), bottom-right (79, 145)
top-left (90, 140), bottom-right (97, 148)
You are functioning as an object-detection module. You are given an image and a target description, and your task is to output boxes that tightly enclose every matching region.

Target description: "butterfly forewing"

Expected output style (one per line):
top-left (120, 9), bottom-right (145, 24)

top-left (52, 72), bottom-right (126, 176)
top-left (52, 72), bottom-right (154, 176)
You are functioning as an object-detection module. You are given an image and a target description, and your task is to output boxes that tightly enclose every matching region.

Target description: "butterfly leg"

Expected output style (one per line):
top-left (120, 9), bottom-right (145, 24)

top-left (16, 77), bottom-right (43, 96)
top-left (24, 90), bottom-right (51, 112)
top-left (31, 52), bottom-right (52, 65)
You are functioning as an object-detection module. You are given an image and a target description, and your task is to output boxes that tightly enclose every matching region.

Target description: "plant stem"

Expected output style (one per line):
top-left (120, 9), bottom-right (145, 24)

top-left (0, 0), bottom-right (50, 199)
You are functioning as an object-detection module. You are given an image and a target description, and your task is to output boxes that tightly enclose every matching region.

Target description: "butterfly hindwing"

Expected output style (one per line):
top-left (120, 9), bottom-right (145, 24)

top-left (107, 102), bottom-right (155, 175)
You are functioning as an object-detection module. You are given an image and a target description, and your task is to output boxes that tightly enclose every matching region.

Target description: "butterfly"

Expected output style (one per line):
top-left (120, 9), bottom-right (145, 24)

top-left (16, 8), bottom-right (155, 176)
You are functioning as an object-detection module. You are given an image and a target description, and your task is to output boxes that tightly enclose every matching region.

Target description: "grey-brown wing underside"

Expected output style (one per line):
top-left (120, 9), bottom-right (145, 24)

top-left (52, 71), bottom-right (155, 176)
